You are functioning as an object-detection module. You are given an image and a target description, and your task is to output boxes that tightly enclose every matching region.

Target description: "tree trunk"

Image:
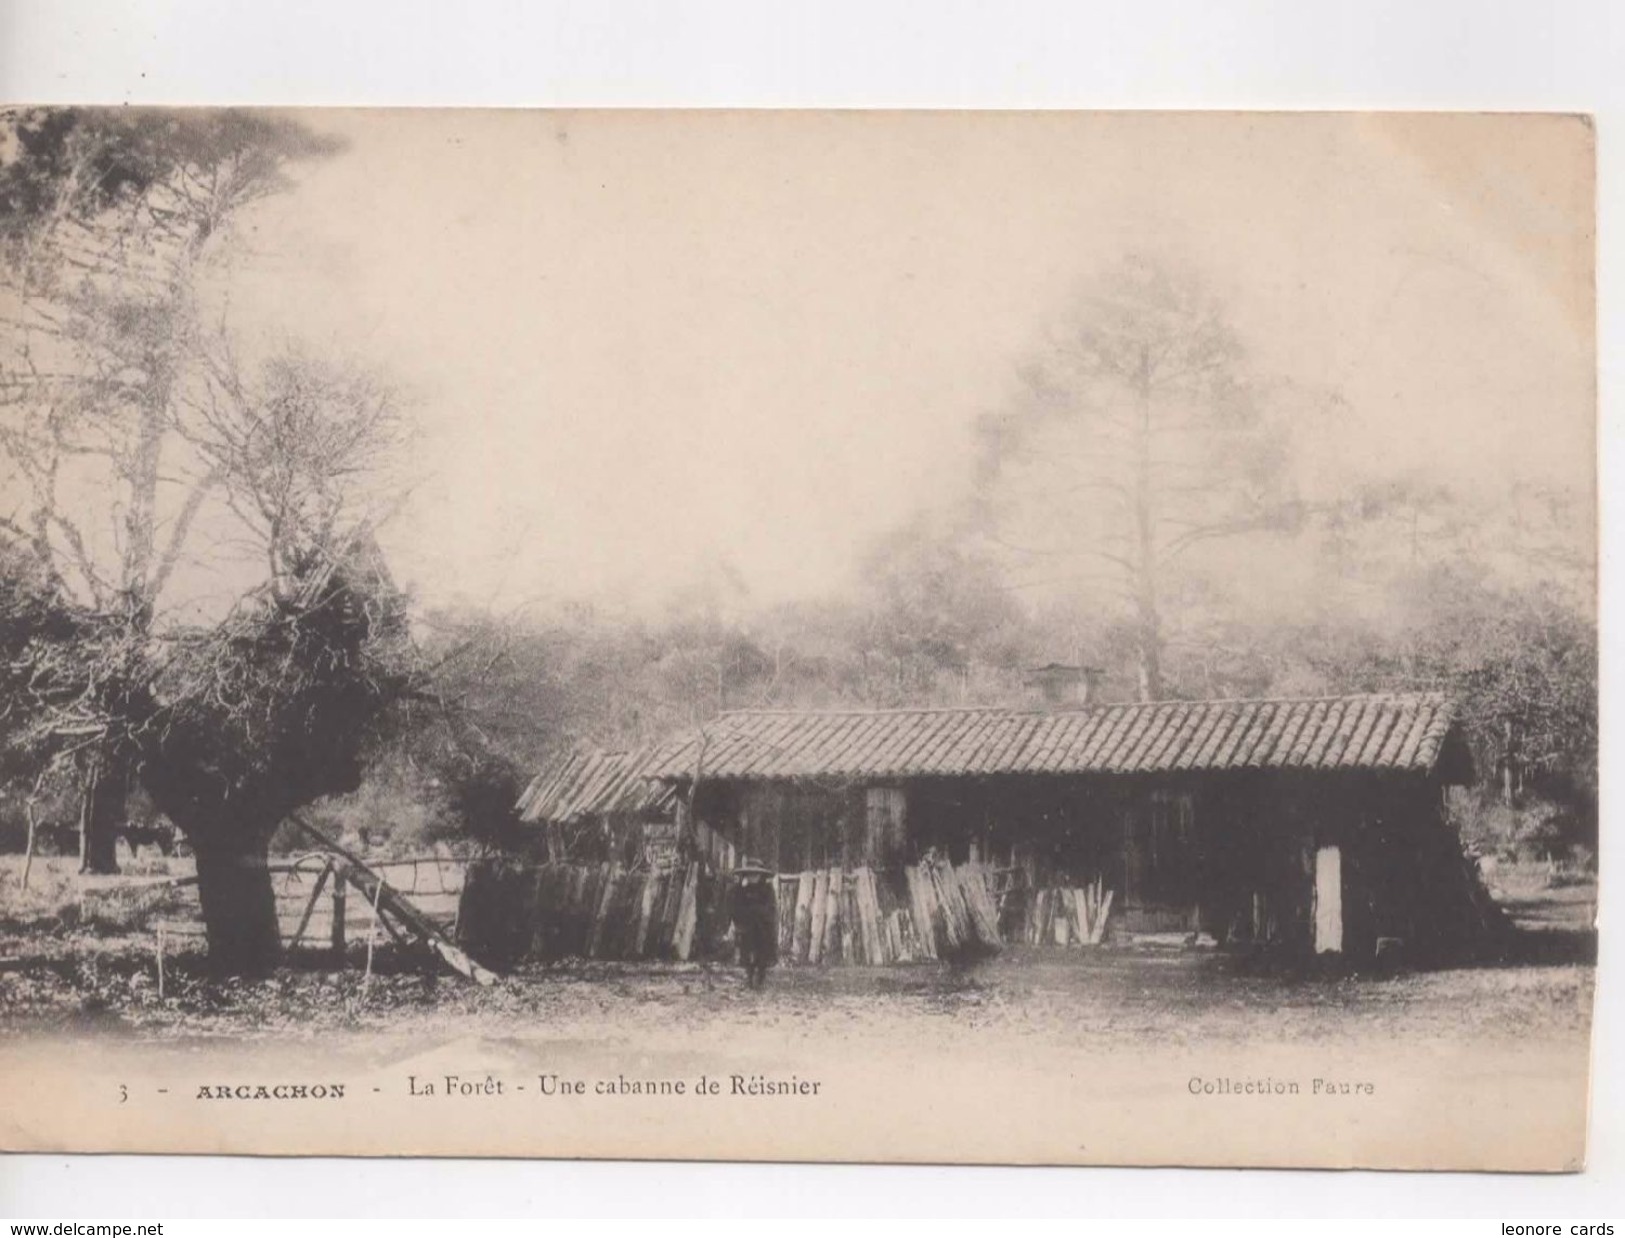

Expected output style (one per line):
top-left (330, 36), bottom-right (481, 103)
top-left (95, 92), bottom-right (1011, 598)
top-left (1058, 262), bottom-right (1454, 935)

top-left (192, 832), bottom-right (283, 977)
top-left (1131, 349), bottom-right (1165, 702)
top-left (1134, 599), bottom-right (1164, 703)
top-left (78, 755), bottom-right (125, 875)
top-left (1501, 718), bottom-right (1519, 808)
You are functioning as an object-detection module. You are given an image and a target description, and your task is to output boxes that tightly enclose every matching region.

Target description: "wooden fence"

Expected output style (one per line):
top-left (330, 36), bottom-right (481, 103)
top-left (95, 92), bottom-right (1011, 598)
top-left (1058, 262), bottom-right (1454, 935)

top-left (278, 854), bottom-right (464, 951)
top-left (148, 853), bottom-right (466, 953)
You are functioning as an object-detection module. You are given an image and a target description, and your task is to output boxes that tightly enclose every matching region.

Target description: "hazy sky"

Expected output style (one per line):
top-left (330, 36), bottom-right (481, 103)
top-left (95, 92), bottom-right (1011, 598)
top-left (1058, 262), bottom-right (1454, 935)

top-left (219, 111), bottom-right (1595, 615)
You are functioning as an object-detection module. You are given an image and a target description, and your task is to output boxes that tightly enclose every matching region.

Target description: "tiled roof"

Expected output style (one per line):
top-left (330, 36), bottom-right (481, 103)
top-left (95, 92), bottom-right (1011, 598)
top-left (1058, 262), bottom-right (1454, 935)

top-left (648, 692), bottom-right (1461, 782)
top-left (516, 747), bottom-right (678, 824)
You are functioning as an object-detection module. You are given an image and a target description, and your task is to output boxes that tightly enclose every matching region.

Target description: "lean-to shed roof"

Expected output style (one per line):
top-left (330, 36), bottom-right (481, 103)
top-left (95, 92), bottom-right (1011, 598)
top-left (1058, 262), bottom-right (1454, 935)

top-left (516, 746), bottom-right (678, 824)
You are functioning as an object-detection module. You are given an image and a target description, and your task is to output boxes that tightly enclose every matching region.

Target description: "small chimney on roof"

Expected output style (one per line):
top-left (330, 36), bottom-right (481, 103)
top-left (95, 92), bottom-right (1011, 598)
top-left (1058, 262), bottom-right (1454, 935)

top-left (1024, 663), bottom-right (1103, 709)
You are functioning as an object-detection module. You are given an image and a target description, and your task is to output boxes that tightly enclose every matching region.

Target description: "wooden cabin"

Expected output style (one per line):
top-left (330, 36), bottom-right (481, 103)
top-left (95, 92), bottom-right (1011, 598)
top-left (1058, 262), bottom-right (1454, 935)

top-left (515, 747), bottom-right (679, 866)
top-left (648, 692), bottom-right (1485, 960)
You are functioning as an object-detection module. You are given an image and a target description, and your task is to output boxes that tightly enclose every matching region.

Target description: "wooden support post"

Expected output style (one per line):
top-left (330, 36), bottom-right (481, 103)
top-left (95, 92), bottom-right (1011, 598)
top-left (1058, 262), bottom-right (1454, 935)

top-left (1314, 845), bottom-right (1343, 954)
top-left (362, 872), bottom-right (385, 989)
top-left (331, 870), bottom-right (348, 963)
top-left (289, 859), bottom-right (335, 952)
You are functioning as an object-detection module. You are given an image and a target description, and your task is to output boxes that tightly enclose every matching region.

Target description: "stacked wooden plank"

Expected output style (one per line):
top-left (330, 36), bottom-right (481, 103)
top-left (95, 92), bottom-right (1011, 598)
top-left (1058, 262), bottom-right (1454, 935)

top-left (782, 867), bottom-right (866, 966)
top-left (672, 862), bottom-right (700, 960)
top-left (457, 860), bottom-right (715, 964)
top-left (852, 868), bottom-right (886, 964)
top-left (459, 858), bottom-right (1006, 967)
top-left (776, 875), bottom-right (798, 956)
top-left (904, 864), bottom-right (940, 960)
top-left (791, 869), bottom-right (816, 961)
top-left (900, 858), bottom-right (1004, 959)
top-left (763, 861), bottom-right (1003, 965)
top-left (1021, 875), bottom-right (1115, 946)
top-left (957, 861), bottom-right (1004, 944)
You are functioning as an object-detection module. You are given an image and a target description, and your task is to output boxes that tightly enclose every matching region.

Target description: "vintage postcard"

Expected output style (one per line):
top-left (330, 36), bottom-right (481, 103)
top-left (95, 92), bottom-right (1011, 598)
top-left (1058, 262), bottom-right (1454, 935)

top-left (0, 109), bottom-right (1596, 1169)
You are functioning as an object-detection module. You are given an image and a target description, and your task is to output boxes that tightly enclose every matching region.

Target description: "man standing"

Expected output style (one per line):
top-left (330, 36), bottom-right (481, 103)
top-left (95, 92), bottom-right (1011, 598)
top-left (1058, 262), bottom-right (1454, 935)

top-left (728, 860), bottom-right (779, 989)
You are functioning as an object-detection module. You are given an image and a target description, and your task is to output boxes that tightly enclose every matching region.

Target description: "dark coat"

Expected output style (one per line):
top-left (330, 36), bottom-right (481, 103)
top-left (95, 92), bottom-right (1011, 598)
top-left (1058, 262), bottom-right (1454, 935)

top-left (728, 876), bottom-right (779, 967)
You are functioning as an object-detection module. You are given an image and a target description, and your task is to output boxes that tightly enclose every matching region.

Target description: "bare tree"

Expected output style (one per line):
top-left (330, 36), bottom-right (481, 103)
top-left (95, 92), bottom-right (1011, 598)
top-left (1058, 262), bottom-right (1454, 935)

top-left (1, 342), bottom-right (412, 973)
top-left (977, 257), bottom-right (1306, 700)
top-left (0, 108), bottom-right (342, 869)
top-left (0, 109), bottom-right (425, 974)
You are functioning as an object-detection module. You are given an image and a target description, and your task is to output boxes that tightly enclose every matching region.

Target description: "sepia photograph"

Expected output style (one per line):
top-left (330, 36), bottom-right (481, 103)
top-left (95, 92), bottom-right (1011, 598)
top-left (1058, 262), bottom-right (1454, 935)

top-left (0, 107), bottom-right (1597, 1171)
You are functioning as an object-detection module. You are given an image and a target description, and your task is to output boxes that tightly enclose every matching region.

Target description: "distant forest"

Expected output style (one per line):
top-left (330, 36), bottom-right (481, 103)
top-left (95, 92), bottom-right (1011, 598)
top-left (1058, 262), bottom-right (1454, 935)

top-left (408, 470), bottom-right (1594, 864)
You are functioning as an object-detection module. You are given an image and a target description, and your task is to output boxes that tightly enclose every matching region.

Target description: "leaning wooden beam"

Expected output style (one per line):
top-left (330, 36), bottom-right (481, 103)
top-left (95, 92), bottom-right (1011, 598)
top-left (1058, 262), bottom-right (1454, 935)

top-left (1091, 890), bottom-right (1115, 945)
top-left (808, 868), bottom-right (829, 965)
top-left (287, 814), bottom-right (499, 985)
top-left (792, 870), bottom-right (815, 963)
top-left (673, 862), bottom-right (699, 961)
top-left (634, 870), bottom-right (659, 958)
top-left (337, 859), bottom-right (411, 949)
